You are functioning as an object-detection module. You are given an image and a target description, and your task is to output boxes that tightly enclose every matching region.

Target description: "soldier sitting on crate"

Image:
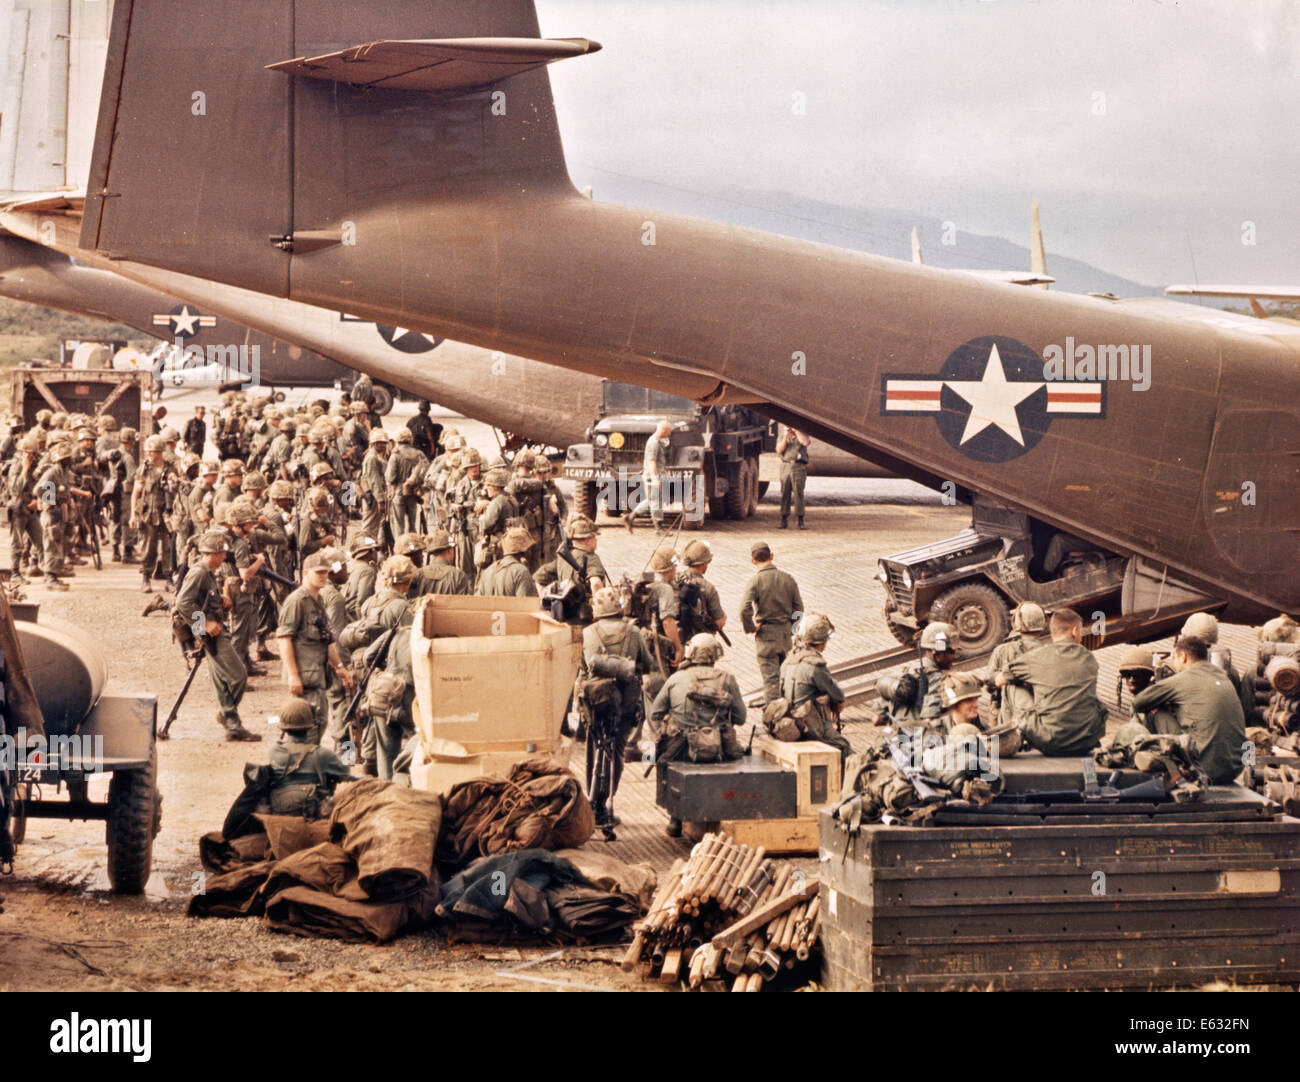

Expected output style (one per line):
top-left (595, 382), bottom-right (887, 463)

top-left (869, 621), bottom-right (959, 732)
top-left (648, 633), bottom-right (747, 837)
top-left (579, 587), bottom-right (654, 832)
top-left (764, 614), bottom-right (851, 761)
top-left (985, 603), bottom-right (1050, 730)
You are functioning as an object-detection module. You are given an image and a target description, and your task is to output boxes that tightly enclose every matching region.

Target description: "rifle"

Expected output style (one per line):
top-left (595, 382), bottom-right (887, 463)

top-left (159, 645), bottom-right (209, 740)
top-left (341, 623), bottom-right (401, 752)
top-left (886, 730), bottom-right (944, 802)
top-left (679, 575), bottom-right (731, 647)
top-left (223, 549), bottom-right (298, 591)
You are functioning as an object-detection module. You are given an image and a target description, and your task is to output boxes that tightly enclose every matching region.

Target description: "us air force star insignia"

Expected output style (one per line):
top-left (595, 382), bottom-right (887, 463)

top-left (376, 324), bottom-right (443, 354)
top-left (151, 305), bottom-right (216, 339)
top-left (880, 335), bottom-right (1104, 463)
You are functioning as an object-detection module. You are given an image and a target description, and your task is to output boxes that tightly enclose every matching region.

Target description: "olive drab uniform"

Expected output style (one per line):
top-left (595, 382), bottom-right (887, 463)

top-left (779, 646), bottom-right (851, 760)
top-left (475, 554), bottom-right (537, 597)
top-left (778, 433), bottom-right (809, 521)
top-left (319, 581), bottom-right (353, 747)
top-left (134, 460), bottom-right (172, 581)
top-left (384, 443), bottom-right (425, 538)
top-left (533, 548), bottom-right (607, 620)
top-left (988, 631), bottom-right (1050, 730)
top-left (358, 446), bottom-right (388, 540)
top-left (476, 489), bottom-right (520, 571)
top-left (537, 476), bottom-right (566, 564)
top-left (1132, 660), bottom-right (1247, 784)
top-left (112, 444), bottom-right (137, 558)
top-left (507, 475), bottom-right (546, 572)
top-left (7, 455), bottom-right (43, 570)
top-left (174, 561), bottom-right (248, 717)
top-left (447, 472), bottom-right (484, 578)
top-left (222, 532), bottom-right (259, 660)
top-left (358, 588), bottom-right (415, 778)
top-left (35, 459), bottom-right (73, 577)
top-left (1004, 640), bottom-right (1107, 757)
top-left (343, 558), bottom-right (379, 618)
top-left (277, 585), bottom-right (335, 744)
top-left (414, 559), bottom-right (472, 597)
top-left (580, 616), bottom-right (653, 819)
top-left (648, 664), bottom-right (746, 762)
top-left (891, 655), bottom-right (948, 730)
top-left (739, 564), bottom-right (804, 703)
top-left (675, 568), bottom-right (725, 642)
top-left (267, 734), bottom-right (351, 817)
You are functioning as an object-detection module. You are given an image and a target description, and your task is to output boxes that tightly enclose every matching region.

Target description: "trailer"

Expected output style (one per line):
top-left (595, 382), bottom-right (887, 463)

top-left (11, 365), bottom-right (155, 435)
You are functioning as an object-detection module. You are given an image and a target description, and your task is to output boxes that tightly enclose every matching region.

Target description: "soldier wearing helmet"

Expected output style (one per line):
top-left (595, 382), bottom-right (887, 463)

top-left (1177, 612), bottom-right (1260, 725)
top-left (173, 530), bottom-right (259, 741)
top-left (877, 620), bottom-right (959, 730)
top-left (414, 529), bottom-right (472, 597)
top-left (212, 458), bottom-right (245, 523)
top-left (579, 586), bottom-right (654, 831)
top-left (676, 538), bottom-right (727, 643)
top-left (341, 399), bottom-right (372, 472)
top-left (648, 632), bottom-right (747, 834)
top-left (739, 542), bottom-right (804, 705)
top-left (357, 426), bottom-right (391, 543)
top-left (993, 607), bottom-right (1107, 757)
top-left (475, 527), bottom-right (538, 598)
top-left (441, 447), bottom-right (485, 578)
top-left (266, 698), bottom-right (352, 817)
top-left (530, 454), bottom-right (566, 562)
top-left (1116, 646), bottom-right (1178, 736)
top-left (533, 515), bottom-right (606, 616)
top-left (385, 425), bottom-right (427, 539)
top-left (641, 544), bottom-right (684, 669)
top-left (472, 465), bottom-right (519, 573)
top-left (986, 603), bottom-right (1049, 730)
top-left (356, 554), bottom-right (418, 777)
top-left (342, 533), bottom-right (383, 616)
top-left (296, 484), bottom-right (338, 565)
top-left (130, 433), bottom-right (177, 592)
top-left (775, 614), bottom-right (850, 760)
top-left (219, 495), bottom-right (272, 675)
top-left (504, 451), bottom-right (547, 573)
top-left (34, 441), bottom-right (91, 590)
top-left (8, 430), bottom-right (47, 579)
top-left (277, 551), bottom-right (355, 745)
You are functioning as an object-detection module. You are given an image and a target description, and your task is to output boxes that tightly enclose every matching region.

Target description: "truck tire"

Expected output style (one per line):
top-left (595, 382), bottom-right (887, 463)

top-left (370, 384), bottom-right (394, 416)
top-left (743, 457), bottom-right (759, 517)
top-left (10, 783), bottom-right (28, 846)
top-left (884, 610), bottom-right (917, 648)
top-left (574, 481), bottom-right (598, 521)
top-left (723, 463), bottom-right (747, 520)
top-left (106, 748), bottom-right (161, 895)
top-left (928, 582), bottom-right (1010, 657)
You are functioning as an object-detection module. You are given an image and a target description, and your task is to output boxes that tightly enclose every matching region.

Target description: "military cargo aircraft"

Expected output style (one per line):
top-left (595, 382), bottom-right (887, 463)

top-left (68, 2), bottom-right (1300, 625)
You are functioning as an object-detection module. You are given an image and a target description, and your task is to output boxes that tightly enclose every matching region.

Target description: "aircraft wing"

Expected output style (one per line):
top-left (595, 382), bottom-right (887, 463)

top-left (1165, 285), bottom-right (1300, 301)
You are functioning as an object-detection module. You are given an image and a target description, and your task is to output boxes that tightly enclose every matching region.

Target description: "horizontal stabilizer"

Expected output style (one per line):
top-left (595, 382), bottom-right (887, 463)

top-left (1166, 284), bottom-right (1300, 301)
top-left (266, 36), bottom-right (601, 92)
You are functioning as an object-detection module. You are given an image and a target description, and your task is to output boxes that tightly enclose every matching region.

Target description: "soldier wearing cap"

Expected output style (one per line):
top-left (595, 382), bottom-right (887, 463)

top-left (130, 434), bottom-right (174, 592)
top-left (1132, 635), bottom-right (1247, 784)
top-left (277, 551), bottom-right (353, 744)
top-left (343, 533), bottom-right (383, 617)
top-left (533, 514), bottom-right (606, 606)
top-left (35, 441), bottom-right (90, 589)
top-left (183, 404), bottom-right (207, 457)
top-left (415, 529), bottom-right (472, 596)
top-left (475, 527), bottom-right (538, 597)
top-left (212, 458), bottom-right (244, 524)
top-left (174, 530), bottom-right (258, 740)
top-left (993, 607), bottom-right (1107, 757)
top-left (987, 602), bottom-right (1050, 730)
top-left (739, 542), bottom-right (804, 703)
top-left (384, 427), bottom-right (426, 539)
top-left (267, 698), bottom-right (353, 816)
top-left (8, 432), bottom-right (46, 578)
top-left (778, 614), bottom-right (850, 760)
top-left (358, 427), bottom-right (391, 543)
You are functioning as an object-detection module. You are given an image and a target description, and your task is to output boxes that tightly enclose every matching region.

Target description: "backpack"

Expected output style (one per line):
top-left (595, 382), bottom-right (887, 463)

top-left (581, 621), bottom-right (635, 715)
top-left (679, 668), bottom-right (732, 762)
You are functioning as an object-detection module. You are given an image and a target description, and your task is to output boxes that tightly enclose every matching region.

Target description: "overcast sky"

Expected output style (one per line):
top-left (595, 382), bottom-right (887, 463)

top-left (540, 0), bottom-right (1300, 286)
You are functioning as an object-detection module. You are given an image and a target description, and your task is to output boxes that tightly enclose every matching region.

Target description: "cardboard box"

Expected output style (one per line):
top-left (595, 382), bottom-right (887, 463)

top-left (408, 595), bottom-right (582, 794)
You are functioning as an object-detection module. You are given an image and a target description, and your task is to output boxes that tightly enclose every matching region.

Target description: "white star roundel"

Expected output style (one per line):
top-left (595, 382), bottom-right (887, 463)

top-left (881, 336), bottom-right (1104, 462)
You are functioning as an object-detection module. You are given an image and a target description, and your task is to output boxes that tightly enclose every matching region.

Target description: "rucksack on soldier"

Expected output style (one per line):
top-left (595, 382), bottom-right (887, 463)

top-left (680, 669), bottom-right (732, 762)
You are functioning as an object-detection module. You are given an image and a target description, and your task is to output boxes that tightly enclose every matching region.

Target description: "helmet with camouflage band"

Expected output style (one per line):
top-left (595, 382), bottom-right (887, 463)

top-left (798, 613), bottom-right (834, 645)
top-left (1010, 602), bottom-right (1046, 634)
top-left (682, 539), bottom-right (714, 566)
top-left (919, 621), bottom-right (958, 653)
top-left (939, 671), bottom-right (984, 710)
top-left (684, 633), bottom-right (722, 665)
top-left (197, 530), bottom-right (229, 554)
top-left (501, 526), bottom-right (535, 555)
top-left (567, 515), bottom-right (597, 540)
top-left (591, 587), bottom-right (622, 619)
top-left (649, 546), bottom-right (677, 573)
top-left (380, 554), bottom-right (417, 586)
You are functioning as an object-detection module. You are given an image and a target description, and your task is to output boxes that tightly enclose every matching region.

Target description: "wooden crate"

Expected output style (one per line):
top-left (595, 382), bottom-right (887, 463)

top-left (723, 816), bottom-right (819, 855)
top-left (755, 734), bottom-right (841, 818)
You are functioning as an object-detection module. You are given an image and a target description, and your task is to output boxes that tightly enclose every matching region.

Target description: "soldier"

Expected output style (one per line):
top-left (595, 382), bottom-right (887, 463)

top-left (776, 424), bottom-right (810, 529)
top-left (993, 607), bottom-right (1106, 757)
top-left (987, 602), bottom-right (1050, 729)
top-left (675, 538), bottom-right (727, 642)
top-left (884, 621), bottom-right (959, 730)
top-left (406, 399), bottom-right (439, 458)
top-left (35, 441), bottom-right (89, 590)
top-left (533, 514), bottom-right (606, 616)
top-left (1132, 636), bottom-right (1247, 784)
top-left (532, 455), bottom-right (566, 564)
top-left (415, 529), bottom-right (473, 596)
top-left (506, 451), bottom-right (546, 572)
top-left (1117, 646), bottom-right (1179, 735)
top-left (342, 532), bottom-right (382, 617)
top-left (625, 419), bottom-right (673, 533)
top-left (113, 427), bottom-right (139, 563)
top-left (340, 400), bottom-right (371, 472)
top-left (644, 545), bottom-right (683, 668)
top-left (474, 465), bottom-right (519, 572)
top-left (648, 633), bottom-right (747, 836)
top-left (778, 613), bottom-right (851, 760)
top-left (939, 671), bottom-right (985, 732)
top-left (221, 501), bottom-right (269, 673)
top-left (579, 586), bottom-right (654, 829)
top-left (351, 372), bottom-right (377, 425)
top-left (385, 428), bottom-right (426, 538)
top-left (263, 417), bottom-right (296, 481)
top-left (1180, 611), bottom-right (1261, 727)
top-left (212, 458), bottom-right (244, 523)
top-left (173, 530), bottom-right (258, 741)
top-left (267, 697), bottom-right (353, 817)
top-left (317, 547), bottom-right (355, 752)
top-left (353, 555), bottom-right (418, 778)
top-left (130, 435), bottom-right (173, 592)
top-left (447, 448), bottom-right (484, 577)
top-left (277, 551), bottom-right (353, 744)
top-left (476, 527), bottom-right (538, 597)
top-left (8, 433), bottom-right (45, 579)
top-left (297, 486), bottom-right (338, 563)
top-left (739, 542), bottom-right (803, 704)
top-left (358, 427), bottom-right (390, 544)
top-left (247, 407), bottom-right (281, 467)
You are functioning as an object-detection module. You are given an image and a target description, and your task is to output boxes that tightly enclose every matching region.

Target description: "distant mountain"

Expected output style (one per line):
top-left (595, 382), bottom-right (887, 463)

top-left (580, 175), bottom-right (1160, 299)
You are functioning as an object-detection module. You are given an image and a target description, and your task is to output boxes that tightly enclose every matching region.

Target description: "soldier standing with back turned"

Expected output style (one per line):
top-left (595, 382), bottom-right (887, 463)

top-left (739, 542), bottom-right (803, 704)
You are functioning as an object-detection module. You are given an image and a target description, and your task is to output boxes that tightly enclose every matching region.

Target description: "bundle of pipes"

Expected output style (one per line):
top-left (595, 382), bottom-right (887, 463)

top-left (620, 830), bottom-right (820, 991)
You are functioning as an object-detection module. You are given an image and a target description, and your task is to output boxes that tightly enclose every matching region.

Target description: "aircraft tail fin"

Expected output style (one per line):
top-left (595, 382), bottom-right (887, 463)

top-left (1029, 199), bottom-right (1049, 290)
top-left (81, 0), bottom-right (592, 298)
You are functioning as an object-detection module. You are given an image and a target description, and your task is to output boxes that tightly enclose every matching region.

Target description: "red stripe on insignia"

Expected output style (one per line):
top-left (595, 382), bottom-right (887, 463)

top-left (1047, 391), bottom-right (1100, 401)
top-left (888, 390), bottom-right (941, 401)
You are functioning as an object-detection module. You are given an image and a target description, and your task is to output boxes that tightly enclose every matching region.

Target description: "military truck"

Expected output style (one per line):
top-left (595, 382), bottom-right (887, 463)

top-left (563, 380), bottom-right (776, 526)
top-left (11, 366), bottom-right (155, 435)
top-left (876, 496), bottom-right (1222, 656)
top-left (0, 593), bottom-right (160, 893)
